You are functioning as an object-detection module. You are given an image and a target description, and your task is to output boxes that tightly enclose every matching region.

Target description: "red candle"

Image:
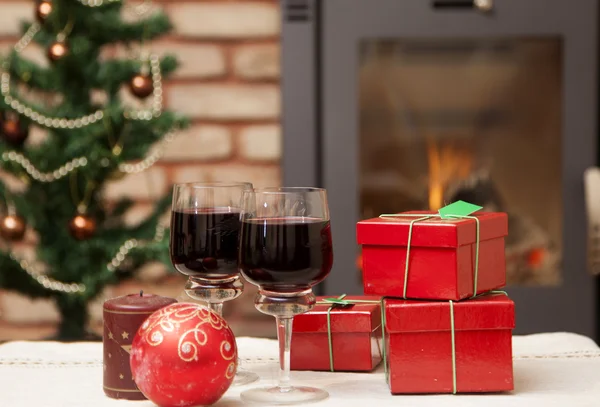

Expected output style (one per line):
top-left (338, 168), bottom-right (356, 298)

top-left (103, 292), bottom-right (177, 400)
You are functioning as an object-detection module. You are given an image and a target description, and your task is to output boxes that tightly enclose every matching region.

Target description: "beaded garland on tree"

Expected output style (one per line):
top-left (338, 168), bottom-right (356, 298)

top-left (0, 0), bottom-right (188, 339)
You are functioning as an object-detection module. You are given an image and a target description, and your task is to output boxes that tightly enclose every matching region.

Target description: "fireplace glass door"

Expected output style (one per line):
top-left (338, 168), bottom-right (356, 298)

top-left (282, 0), bottom-right (598, 336)
top-left (359, 38), bottom-right (562, 286)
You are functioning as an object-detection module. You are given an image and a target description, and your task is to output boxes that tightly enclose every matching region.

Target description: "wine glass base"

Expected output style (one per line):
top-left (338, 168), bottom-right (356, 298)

top-left (232, 370), bottom-right (260, 386)
top-left (240, 386), bottom-right (328, 405)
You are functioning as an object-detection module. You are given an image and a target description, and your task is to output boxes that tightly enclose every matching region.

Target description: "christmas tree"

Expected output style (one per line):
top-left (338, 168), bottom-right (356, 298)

top-left (0, 0), bottom-right (187, 339)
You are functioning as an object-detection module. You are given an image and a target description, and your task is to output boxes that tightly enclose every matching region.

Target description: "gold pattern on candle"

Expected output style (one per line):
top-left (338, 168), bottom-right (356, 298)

top-left (106, 326), bottom-right (133, 353)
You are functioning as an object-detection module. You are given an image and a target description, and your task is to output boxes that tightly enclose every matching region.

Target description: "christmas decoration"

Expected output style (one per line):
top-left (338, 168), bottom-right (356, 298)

top-left (384, 294), bottom-right (514, 394)
top-left (352, 202), bottom-right (514, 395)
top-left (129, 73), bottom-right (154, 99)
top-left (0, 1), bottom-right (188, 340)
top-left (131, 303), bottom-right (237, 407)
top-left (357, 207), bottom-right (508, 300)
top-left (68, 213), bottom-right (96, 240)
top-left (291, 295), bottom-right (382, 372)
top-left (35, 1), bottom-right (53, 23)
top-left (0, 129), bottom-right (177, 183)
top-left (0, 214), bottom-right (26, 241)
top-left (47, 41), bottom-right (69, 62)
top-left (103, 293), bottom-right (177, 400)
top-left (1, 112), bottom-right (28, 146)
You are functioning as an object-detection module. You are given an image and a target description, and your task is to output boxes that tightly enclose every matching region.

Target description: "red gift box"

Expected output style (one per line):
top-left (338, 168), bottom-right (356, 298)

top-left (357, 211), bottom-right (508, 300)
top-left (291, 296), bottom-right (382, 372)
top-left (385, 294), bottom-right (515, 394)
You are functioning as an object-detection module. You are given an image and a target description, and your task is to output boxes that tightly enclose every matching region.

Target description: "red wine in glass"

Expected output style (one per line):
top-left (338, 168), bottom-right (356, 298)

top-left (170, 207), bottom-right (241, 279)
top-left (170, 182), bottom-right (259, 387)
top-left (239, 217), bottom-right (333, 291)
top-left (238, 187), bottom-right (333, 405)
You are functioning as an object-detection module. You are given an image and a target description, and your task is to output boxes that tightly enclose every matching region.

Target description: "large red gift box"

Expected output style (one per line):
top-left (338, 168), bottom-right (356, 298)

top-left (385, 294), bottom-right (515, 394)
top-left (291, 296), bottom-right (382, 372)
top-left (357, 211), bottom-right (508, 300)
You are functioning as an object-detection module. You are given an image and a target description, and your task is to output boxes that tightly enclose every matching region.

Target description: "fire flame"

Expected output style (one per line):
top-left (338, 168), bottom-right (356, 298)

top-left (426, 137), bottom-right (473, 210)
top-left (358, 137), bottom-right (474, 274)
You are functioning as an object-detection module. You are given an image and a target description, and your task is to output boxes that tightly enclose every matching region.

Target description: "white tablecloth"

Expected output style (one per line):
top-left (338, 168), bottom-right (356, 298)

top-left (1, 333), bottom-right (600, 407)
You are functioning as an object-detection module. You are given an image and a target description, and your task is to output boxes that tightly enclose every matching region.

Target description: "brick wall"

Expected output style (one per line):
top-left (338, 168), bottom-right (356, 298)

top-left (0, 0), bottom-right (281, 339)
top-left (111, 0), bottom-right (282, 207)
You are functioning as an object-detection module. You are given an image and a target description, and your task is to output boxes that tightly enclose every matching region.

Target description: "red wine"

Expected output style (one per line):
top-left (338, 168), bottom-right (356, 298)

top-left (239, 217), bottom-right (333, 291)
top-left (170, 208), bottom-right (241, 279)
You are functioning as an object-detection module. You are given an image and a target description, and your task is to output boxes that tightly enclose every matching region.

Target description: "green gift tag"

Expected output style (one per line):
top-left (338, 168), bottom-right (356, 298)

top-left (322, 298), bottom-right (354, 307)
top-left (438, 200), bottom-right (483, 219)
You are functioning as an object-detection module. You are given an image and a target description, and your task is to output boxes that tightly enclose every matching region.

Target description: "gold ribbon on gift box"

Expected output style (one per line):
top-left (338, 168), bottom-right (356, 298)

top-left (320, 291), bottom-right (507, 394)
top-left (317, 294), bottom-right (386, 374)
top-left (319, 201), bottom-right (506, 393)
top-left (378, 200), bottom-right (485, 299)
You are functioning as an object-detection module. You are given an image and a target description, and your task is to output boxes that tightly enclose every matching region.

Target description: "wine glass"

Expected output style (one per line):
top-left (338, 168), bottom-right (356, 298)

top-left (238, 187), bottom-right (333, 405)
top-left (170, 181), bottom-right (259, 386)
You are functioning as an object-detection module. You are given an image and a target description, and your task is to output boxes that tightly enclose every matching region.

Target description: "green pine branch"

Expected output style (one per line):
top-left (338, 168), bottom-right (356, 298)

top-left (6, 51), bottom-right (178, 96)
top-left (0, 0), bottom-right (186, 338)
top-left (87, 240), bottom-right (171, 293)
top-left (107, 198), bottom-right (135, 220)
top-left (0, 108), bottom-right (188, 181)
top-left (5, 51), bottom-right (62, 92)
top-left (97, 55), bottom-right (178, 96)
top-left (28, 11), bottom-right (173, 48)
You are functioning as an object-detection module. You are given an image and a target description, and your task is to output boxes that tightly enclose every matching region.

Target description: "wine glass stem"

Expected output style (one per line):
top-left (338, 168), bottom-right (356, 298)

top-left (207, 302), bottom-right (223, 317)
top-left (276, 316), bottom-right (293, 391)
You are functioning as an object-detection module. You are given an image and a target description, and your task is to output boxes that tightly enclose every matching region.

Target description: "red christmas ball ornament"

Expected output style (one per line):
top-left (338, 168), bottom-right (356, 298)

top-left (131, 303), bottom-right (237, 407)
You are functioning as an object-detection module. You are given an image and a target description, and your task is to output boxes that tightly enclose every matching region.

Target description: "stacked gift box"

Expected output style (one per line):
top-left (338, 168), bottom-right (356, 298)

top-left (291, 201), bottom-right (515, 395)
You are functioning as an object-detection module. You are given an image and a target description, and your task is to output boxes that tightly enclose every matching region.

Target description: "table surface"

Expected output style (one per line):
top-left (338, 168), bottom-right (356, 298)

top-left (1, 333), bottom-right (600, 407)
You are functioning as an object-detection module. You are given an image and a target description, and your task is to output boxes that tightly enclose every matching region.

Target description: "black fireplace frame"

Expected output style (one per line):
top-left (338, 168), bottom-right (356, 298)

top-left (281, 0), bottom-right (599, 337)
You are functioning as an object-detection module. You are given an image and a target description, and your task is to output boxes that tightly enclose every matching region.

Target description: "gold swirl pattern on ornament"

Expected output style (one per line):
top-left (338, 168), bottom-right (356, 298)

top-left (138, 303), bottom-right (233, 366)
top-left (210, 311), bottom-right (227, 330)
top-left (172, 305), bottom-right (208, 322)
top-left (225, 362), bottom-right (236, 379)
top-left (177, 323), bottom-right (209, 362)
top-left (220, 340), bottom-right (236, 361)
top-left (159, 320), bottom-right (175, 333)
top-left (139, 304), bottom-right (208, 347)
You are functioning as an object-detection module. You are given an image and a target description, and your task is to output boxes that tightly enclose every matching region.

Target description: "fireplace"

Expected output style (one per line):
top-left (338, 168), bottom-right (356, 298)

top-left (281, 0), bottom-right (599, 337)
top-left (358, 38), bottom-right (563, 286)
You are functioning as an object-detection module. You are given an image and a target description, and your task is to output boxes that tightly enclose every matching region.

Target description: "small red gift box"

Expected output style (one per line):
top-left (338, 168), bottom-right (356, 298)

top-left (357, 211), bottom-right (508, 300)
top-left (291, 296), bottom-right (382, 372)
top-left (385, 294), bottom-right (515, 394)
